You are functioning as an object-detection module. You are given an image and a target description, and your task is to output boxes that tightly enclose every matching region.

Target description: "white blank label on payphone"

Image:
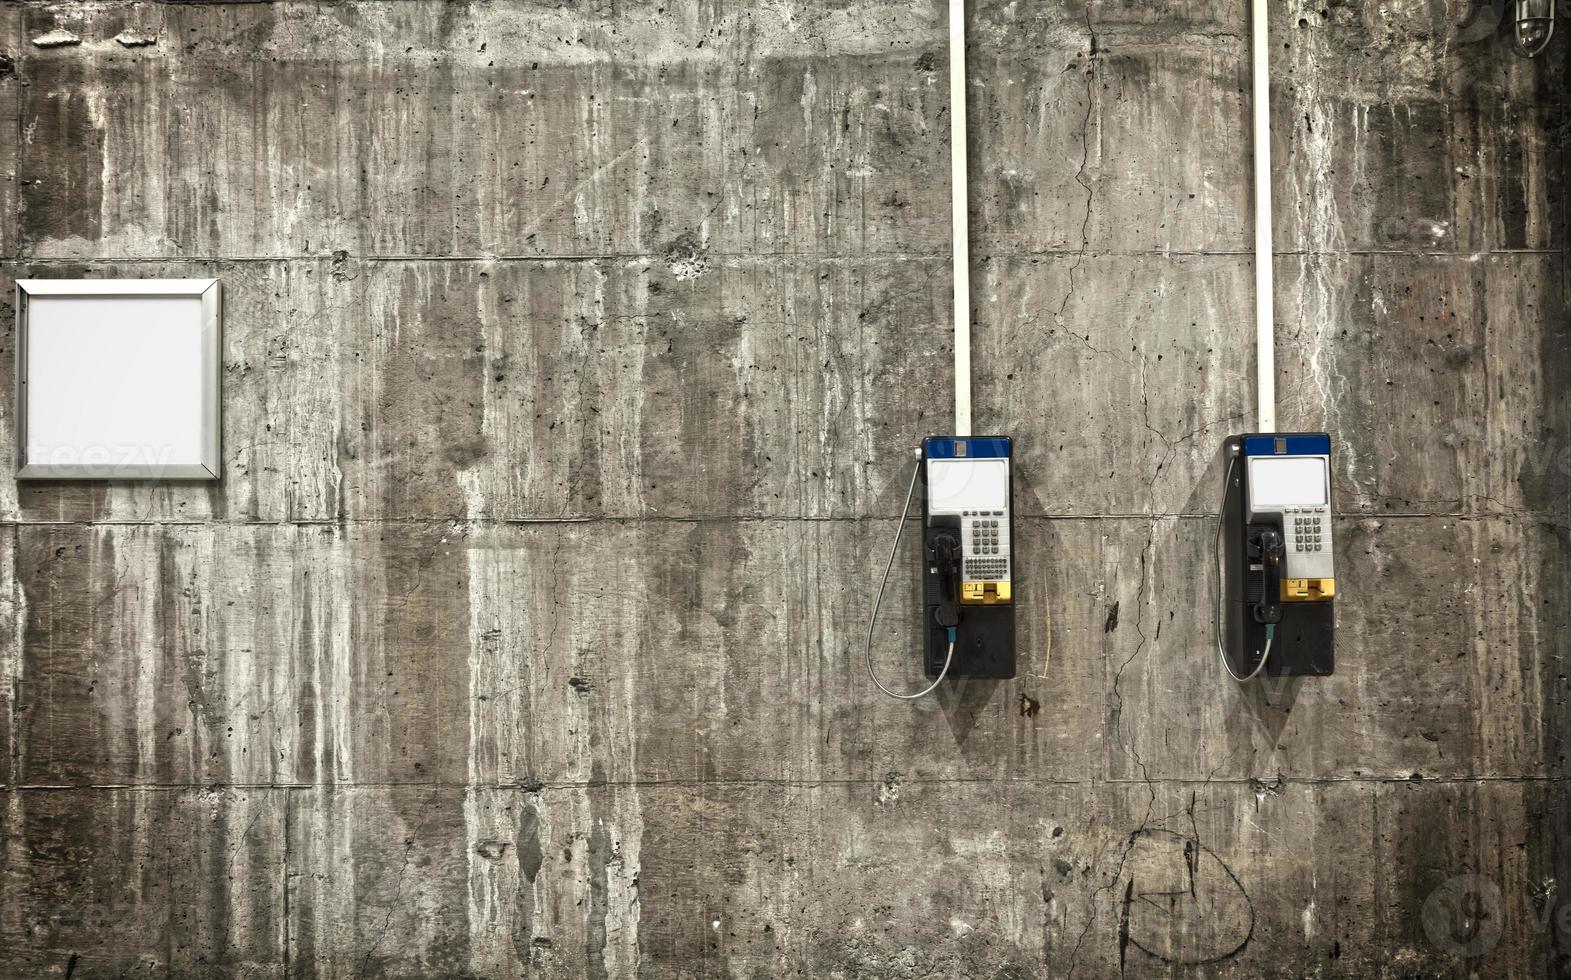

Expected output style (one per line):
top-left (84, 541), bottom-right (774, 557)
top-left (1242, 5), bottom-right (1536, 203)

top-left (928, 459), bottom-right (1008, 513)
top-left (1248, 456), bottom-right (1327, 508)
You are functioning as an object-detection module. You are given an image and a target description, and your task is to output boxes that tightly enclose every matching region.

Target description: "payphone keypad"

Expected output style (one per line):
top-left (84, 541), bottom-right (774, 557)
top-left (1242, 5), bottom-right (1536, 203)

top-left (970, 516), bottom-right (1001, 554)
top-left (1289, 508), bottom-right (1328, 552)
top-left (962, 511), bottom-right (1010, 582)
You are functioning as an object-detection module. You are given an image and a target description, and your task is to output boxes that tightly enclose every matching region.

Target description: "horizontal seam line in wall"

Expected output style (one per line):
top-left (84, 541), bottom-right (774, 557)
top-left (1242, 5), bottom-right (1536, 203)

top-left (0, 513), bottom-right (1550, 528)
top-left (1, 775), bottom-right (1565, 792)
top-left (4, 249), bottom-right (1564, 264)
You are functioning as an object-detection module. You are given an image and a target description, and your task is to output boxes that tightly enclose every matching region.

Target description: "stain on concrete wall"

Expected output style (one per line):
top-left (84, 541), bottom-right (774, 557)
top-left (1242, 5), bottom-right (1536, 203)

top-left (0, 0), bottom-right (1566, 977)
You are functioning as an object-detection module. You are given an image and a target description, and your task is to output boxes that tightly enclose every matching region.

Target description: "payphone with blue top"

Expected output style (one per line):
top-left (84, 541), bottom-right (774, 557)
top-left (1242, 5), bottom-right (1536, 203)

top-left (1217, 433), bottom-right (1336, 679)
top-left (920, 436), bottom-right (1016, 680)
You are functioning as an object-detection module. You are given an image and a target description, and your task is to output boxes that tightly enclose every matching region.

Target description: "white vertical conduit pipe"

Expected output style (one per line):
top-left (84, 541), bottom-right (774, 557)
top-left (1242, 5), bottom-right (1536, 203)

top-left (1251, 0), bottom-right (1276, 432)
top-left (950, 0), bottom-right (972, 437)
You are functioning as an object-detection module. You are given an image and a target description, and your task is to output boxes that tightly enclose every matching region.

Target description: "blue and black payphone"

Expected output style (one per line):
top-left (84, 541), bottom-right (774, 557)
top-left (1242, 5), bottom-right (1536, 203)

top-left (1217, 433), bottom-right (1336, 679)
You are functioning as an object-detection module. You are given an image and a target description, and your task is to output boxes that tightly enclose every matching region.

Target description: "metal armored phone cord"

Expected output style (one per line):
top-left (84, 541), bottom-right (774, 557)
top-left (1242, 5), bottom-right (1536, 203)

top-left (866, 453), bottom-right (956, 700)
top-left (1215, 450), bottom-right (1274, 682)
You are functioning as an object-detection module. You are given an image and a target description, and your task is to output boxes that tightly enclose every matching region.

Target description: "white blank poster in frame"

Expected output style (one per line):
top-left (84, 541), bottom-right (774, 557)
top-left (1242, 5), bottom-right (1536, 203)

top-left (15, 279), bottom-right (222, 479)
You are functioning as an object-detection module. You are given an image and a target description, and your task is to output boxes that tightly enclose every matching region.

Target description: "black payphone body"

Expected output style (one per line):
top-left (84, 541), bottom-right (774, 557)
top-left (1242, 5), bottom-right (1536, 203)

top-left (1219, 433), bottom-right (1335, 679)
top-left (919, 436), bottom-right (1016, 679)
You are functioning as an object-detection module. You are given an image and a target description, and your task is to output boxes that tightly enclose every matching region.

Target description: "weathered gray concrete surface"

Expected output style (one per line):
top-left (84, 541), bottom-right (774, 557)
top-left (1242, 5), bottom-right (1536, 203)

top-left (0, 0), bottom-right (1566, 976)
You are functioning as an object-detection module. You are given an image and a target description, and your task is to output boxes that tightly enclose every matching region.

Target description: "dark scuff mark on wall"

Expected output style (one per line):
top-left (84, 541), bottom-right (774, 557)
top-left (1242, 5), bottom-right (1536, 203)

top-left (517, 805), bottom-right (545, 884)
top-left (1527, 47), bottom-right (1571, 967)
top-left (19, 60), bottom-right (103, 247)
top-left (294, 573), bottom-right (322, 785)
top-left (1530, 56), bottom-right (1571, 969)
top-left (513, 803), bottom-right (544, 965)
top-left (584, 776), bottom-right (613, 980)
top-left (1117, 877), bottom-right (1133, 975)
top-left (160, 533), bottom-right (220, 784)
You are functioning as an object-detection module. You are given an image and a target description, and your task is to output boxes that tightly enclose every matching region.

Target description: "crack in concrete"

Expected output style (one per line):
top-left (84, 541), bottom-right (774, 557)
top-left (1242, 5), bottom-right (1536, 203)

top-left (356, 798), bottom-right (439, 980)
top-left (1066, 528), bottom-right (1159, 979)
top-left (1066, 342), bottom-right (1251, 977)
top-left (1056, 6), bottom-right (1099, 321)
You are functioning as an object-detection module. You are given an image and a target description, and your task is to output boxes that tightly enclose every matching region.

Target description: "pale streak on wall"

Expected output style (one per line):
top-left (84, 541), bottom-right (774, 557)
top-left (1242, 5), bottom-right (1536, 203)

top-left (0, 0), bottom-right (1567, 977)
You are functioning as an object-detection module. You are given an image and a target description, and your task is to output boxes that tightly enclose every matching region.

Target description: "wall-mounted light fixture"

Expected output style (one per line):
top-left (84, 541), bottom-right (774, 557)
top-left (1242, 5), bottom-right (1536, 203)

top-left (1513, 0), bottom-right (1556, 56)
top-left (1458, 0), bottom-right (1557, 55)
top-left (15, 279), bottom-right (222, 480)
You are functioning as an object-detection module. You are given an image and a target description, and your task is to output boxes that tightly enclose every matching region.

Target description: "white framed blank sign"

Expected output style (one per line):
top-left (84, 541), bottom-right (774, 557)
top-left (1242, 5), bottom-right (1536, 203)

top-left (15, 279), bottom-right (222, 479)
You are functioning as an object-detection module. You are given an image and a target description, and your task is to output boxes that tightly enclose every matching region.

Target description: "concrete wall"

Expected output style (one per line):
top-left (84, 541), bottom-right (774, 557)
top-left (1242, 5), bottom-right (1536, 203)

top-left (0, 1), bottom-right (1566, 976)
